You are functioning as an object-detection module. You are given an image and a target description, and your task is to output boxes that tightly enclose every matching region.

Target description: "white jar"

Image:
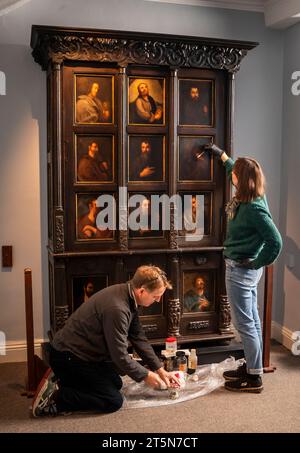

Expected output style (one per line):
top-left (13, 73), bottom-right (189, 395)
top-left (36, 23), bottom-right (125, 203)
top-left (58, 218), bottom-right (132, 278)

top-left (165, 337), bottom-right (177, 353)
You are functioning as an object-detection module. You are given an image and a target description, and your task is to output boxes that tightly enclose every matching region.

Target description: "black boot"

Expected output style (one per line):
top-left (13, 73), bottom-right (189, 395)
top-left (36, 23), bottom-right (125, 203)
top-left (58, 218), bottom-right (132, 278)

top-left (224, 374), bottom-right (263, 394)
top-left (223, 362), bottom-right (247, 381)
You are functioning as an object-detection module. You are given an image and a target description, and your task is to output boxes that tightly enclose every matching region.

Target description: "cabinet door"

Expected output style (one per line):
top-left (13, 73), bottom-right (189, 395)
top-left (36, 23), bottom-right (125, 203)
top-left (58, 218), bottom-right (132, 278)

top-left (124, 254), bottom-right (169, 340)
top-left (176, 68), bottom-right (227, 248)
top-left (63, 63), bottom-right (119, 252)
top-left (179, 252), bottom-right (222, 338)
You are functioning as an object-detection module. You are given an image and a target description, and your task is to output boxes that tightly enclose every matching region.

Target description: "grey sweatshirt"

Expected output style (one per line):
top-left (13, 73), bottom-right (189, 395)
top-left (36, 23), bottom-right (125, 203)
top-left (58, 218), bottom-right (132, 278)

top-left (52, 283), bottom-right (162, 382)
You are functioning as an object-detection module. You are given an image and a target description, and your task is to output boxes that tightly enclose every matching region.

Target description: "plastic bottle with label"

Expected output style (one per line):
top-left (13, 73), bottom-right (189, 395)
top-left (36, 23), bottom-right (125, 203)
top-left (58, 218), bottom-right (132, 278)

top-left (187, 348), bottom-right (198, 374)
top-left (165, 337), bottom-right (177, 353)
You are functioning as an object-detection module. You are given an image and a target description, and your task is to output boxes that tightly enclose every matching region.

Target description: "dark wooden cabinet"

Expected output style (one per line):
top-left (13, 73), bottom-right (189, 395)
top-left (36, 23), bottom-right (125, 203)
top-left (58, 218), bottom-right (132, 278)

top-left (31, 25), bottom-right (257, 344)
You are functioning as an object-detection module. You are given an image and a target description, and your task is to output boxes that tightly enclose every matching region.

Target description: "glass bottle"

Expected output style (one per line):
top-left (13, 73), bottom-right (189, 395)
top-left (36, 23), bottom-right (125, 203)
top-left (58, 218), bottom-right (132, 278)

top-left (164, 356), bottom-right (174, 372)
top-left (176, 350), bottom-right (187, 373)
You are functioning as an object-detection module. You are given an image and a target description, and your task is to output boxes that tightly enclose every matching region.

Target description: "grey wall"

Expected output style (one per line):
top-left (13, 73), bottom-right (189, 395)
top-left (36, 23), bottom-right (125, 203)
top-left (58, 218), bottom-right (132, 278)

top-left (0, 0), bottom-right (284, 342)
top-left (274, 22), bottom-right (300, 332)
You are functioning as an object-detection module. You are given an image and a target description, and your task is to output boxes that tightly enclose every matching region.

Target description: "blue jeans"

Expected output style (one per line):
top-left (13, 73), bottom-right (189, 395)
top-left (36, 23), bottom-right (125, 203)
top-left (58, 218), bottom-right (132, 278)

top-left (225, 259), bottom-right (264, 376)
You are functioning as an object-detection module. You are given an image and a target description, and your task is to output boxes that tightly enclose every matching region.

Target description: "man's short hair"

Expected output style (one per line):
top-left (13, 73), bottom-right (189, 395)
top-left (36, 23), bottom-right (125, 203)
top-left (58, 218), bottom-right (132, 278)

top-left (131, 265), bottom-right (172, 292)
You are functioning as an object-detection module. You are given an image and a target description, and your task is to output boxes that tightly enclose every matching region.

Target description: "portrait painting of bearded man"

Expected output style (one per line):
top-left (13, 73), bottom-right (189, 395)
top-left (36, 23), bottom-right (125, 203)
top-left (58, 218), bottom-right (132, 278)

top-left (76, 135), bottom-right (114, 183)
top-left (179, 79), bottom-right (213, 127)
top-left (72, 275), bottom-right (108, 310)
top-left (183, 272), bottom-right (214, 313)
top-left (128, 135), bottom-right (165, 183)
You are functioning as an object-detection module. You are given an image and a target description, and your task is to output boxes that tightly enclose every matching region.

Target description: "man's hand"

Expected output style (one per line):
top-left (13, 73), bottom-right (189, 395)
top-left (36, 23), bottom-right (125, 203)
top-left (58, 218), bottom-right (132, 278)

top-left (102, 104), bottom-right (110, 120)
top-left (82, 225), bottom-right (97, 238)
top-left (154, 107), bottom-right (162, 120)
top-left (140, 166), bottom-right (156, 178)
top-left (101, 161), bottom-right (109, 171)
top-left (199, 300), bottom-right (209, 310)
top-left (156, 367), bottom-right (181, 388)
top-left (144, 370), bottom-right (166, 389)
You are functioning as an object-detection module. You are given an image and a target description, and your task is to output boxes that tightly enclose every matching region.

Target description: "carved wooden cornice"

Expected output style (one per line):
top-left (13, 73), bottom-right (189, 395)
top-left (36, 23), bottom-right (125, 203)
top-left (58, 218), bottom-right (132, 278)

top-left (31, 26), bottom-right (258, 73)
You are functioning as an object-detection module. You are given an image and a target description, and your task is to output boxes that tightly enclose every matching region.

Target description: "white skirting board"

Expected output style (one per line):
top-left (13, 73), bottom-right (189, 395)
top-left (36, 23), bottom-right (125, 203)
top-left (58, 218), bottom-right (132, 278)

top-left (0, 339), bottom-right (45, 363)
top-left (271, 321), bottom-right (295, 351)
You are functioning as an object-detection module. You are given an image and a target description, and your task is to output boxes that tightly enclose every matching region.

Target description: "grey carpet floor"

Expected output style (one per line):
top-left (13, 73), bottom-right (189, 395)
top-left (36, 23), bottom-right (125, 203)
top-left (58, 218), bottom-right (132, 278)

top-left (0, 342), bottom-right (299, 433)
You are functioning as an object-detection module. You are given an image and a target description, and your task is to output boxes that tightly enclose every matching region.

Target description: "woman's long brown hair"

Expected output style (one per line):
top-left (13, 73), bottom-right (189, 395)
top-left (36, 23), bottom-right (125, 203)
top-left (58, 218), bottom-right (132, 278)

top-left (233, 157), bottom-right (265, 203)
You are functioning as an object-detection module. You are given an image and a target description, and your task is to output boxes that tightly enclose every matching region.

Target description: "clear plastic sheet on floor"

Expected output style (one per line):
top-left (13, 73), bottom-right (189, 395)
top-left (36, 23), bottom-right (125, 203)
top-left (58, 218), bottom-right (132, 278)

top-left (121, 357), bottom-right (245, 409)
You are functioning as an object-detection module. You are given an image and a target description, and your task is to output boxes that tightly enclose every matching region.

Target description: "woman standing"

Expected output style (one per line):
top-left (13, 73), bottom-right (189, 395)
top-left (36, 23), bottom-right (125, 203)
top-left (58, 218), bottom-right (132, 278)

top-left (205, 144), bottom-right (282, 393)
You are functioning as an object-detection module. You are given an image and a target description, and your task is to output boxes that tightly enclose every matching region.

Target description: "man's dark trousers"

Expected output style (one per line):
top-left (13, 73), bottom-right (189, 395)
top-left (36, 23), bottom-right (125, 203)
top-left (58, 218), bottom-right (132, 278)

top-left (49, 345), bottom-right (123, 413)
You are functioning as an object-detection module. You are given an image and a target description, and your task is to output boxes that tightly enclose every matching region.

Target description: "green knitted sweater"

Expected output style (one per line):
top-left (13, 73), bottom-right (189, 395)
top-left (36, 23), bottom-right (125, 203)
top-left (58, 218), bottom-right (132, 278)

top-left (223, 158), bottom-right (282, 269)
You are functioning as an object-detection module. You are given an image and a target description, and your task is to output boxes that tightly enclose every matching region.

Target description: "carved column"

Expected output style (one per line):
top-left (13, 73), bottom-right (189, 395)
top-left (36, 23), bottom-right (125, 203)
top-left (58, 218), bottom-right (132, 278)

top-left (219, 295), bottom-right (232, 334)
top-left (53, 259), bottom-right (68, 332)
top-left (168, 254), bottom-right (181, 336)
top-left (52, 61), bottom-right (65, 253)
top-left (118, 66), bottom-right (128, 250)
top-left (55, 306), bottom-right (69, 331)
top-left (169, 68), bottom-right (179, 250)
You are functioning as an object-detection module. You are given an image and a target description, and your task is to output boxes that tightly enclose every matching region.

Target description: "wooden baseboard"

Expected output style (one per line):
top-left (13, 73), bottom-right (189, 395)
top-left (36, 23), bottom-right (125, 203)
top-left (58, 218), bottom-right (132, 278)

top-left (271, 321), bottom-right (294, 351)
top-left (0, 339), bottom-right (46, 363)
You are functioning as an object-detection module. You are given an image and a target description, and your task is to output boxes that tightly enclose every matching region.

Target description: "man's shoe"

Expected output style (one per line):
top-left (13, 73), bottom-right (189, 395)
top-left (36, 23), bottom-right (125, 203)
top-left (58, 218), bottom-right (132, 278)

top-left (223, 362), bottom-right (247, 381)
top-left (224, 376), bottom-right (263, 394)
top-left (32, 368), bottom-right (59, 417)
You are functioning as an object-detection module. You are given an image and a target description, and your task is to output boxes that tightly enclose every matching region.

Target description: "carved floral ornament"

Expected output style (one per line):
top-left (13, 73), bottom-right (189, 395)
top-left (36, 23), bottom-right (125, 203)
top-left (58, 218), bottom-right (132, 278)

top-left (31, 30), bottom-right (255, 73)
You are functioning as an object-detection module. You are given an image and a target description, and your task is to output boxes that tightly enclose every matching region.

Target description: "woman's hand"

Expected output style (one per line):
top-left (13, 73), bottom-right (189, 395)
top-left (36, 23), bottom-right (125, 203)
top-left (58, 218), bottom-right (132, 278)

top-left (204, 143), bottom-right (229, 162)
